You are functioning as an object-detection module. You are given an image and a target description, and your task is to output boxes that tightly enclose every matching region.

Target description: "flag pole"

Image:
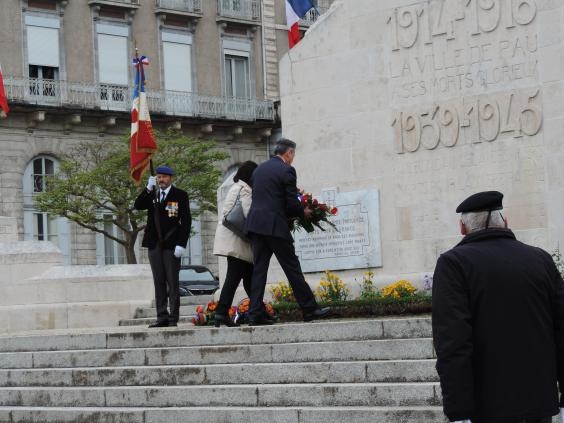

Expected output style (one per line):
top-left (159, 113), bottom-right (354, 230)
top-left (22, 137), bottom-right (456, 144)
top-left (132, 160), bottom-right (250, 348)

top-left (135, 45), bottom-right (162, 244)
top-left (134, 45), bottom-right (154, 177)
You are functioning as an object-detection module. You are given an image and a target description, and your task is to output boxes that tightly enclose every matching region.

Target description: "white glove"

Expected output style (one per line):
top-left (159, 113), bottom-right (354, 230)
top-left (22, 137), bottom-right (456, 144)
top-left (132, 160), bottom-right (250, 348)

top-left (560, 408), bottom-right (563, 423)
top-left (174, 245), bottom-right (185, 258)
top-left (146, 176), bottom-right (156, 191)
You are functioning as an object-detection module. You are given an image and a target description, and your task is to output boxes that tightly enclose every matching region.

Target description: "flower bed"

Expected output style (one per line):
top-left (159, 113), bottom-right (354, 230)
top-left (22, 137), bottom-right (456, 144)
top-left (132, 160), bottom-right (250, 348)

top-left (271, 293), bottom-right (432, 322)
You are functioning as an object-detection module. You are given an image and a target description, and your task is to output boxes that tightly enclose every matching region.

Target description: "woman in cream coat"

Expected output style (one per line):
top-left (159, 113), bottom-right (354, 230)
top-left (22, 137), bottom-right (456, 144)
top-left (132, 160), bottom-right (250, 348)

top-left (212, 161), bottom-right (257, 327)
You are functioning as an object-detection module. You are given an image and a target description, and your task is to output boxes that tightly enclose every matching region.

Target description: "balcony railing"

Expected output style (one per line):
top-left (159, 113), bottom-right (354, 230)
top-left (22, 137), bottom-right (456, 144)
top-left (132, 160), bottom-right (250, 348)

top-left (217, 0), bottom-right (260, 21)
top-left (155, 0), bottom-right (202, 13)
top-left (88, 0), bottom-right (140, 6)
top-left (299, 0), bottom-right (335, 26)
top-left (3, 77), bottom-right (275, 122)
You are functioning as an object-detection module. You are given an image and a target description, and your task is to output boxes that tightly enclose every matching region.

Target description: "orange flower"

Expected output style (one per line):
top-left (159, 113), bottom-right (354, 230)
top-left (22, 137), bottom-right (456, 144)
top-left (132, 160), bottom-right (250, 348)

top-left (207, 301), bottom-right (217, 312)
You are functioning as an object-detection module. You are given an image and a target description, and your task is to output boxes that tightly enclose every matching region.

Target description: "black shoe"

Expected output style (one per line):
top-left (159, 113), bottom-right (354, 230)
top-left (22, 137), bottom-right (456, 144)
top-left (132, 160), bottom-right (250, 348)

top-left (303, 307), bottom-right (331, 322)
top-left (148, 320), bottom-right (169, 328)
top-left (168, 322), bottom-right (178, 327)
top-left (214, 314), bottom-right (239, 328)
top-left (248, 316), bottom-right (275, 326)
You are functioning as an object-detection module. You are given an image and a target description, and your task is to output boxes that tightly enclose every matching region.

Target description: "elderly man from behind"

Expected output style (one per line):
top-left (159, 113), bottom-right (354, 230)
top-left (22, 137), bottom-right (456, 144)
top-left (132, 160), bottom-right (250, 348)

top-left (432, 191), bottom-right (564, 423)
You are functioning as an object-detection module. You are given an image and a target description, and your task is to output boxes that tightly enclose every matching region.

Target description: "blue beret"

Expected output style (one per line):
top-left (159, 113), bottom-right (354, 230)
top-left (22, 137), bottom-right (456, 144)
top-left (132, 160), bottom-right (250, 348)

top-left (155, 165), bottom-right (175, 176)
top-left (456, 191), bottom-right (503, 213)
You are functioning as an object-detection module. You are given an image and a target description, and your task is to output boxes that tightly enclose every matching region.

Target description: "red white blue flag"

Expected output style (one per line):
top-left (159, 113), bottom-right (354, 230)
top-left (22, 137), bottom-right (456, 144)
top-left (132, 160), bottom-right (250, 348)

top-left (0, 64), bottom-right (9, 116)
top-left (286, 0), bottom-right (314, 48)
top-left (130, 55), bottom-right (157, 184)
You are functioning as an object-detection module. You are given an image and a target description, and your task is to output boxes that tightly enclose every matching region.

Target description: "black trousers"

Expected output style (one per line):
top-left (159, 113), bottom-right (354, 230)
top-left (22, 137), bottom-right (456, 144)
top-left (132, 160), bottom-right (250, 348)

top-left (148, 247), bottom-right (180, 324)
top-left (249, 234), bottom-right (318, 318)
top-left (508, 418), bottom-right (552, 423)
top-left (216, 256), bottom-right (253, 316)
top-left (477, 417), bottom-right (553, 423)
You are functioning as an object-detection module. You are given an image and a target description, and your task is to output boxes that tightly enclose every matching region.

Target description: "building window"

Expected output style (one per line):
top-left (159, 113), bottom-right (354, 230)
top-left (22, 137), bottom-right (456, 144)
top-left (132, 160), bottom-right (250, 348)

top-left (224, 54), bottom-right (250, 99)
top-left (103, 215), bottom-right (126, 265)
top-left (32, 156), bottom-right (54, 193)
top-left (96, 23), bottom-right (129, 108)
top-left (23, 156), bottom-right (71, 265)
top-left (162, 31), bottom-right (193, 93)
top-left (25, 15), bottom-right (61, 99)
top-left (181, 216), bottom-right (202, 265)
top-left (29, 65), bottom-right (58, 96)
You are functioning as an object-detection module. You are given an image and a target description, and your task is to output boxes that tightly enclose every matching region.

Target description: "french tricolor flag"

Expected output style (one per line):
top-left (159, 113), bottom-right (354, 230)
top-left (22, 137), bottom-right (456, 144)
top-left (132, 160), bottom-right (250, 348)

top-left (130, 55), bottom-right (157, 184)
top-left (286, 0), bottom-right (315, 48)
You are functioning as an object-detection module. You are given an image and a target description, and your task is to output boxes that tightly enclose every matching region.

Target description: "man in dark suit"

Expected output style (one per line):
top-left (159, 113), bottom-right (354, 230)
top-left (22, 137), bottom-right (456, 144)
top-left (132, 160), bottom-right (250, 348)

top-left (433, 191), bottom-right (564, 423)
top-left (245, 138), bottom-right (330, 325)
top-left (134, 165), bottom-right (191, 327)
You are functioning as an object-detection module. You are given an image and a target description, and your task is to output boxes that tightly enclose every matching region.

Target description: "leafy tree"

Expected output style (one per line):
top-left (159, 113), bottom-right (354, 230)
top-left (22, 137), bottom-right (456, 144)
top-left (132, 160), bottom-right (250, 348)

top-left (34, 130), bottom-right (228, 264)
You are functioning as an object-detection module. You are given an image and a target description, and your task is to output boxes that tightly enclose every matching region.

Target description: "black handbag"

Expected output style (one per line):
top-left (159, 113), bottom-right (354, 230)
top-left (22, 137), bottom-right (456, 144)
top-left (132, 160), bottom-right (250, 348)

top-left (222, 187), bottom-right (246, 238)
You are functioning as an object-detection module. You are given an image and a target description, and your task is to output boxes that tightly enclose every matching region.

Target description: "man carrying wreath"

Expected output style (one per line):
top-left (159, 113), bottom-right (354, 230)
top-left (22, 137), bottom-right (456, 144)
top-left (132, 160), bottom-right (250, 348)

top-left (245, 138), bottom-right (330, 325)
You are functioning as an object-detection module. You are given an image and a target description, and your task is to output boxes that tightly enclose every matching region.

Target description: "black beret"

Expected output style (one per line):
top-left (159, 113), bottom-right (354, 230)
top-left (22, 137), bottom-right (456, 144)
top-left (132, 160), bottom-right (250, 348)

top-left (155, 165), bottom-right (175, 176)
top-left (456, 191), bottom-right (503, 213)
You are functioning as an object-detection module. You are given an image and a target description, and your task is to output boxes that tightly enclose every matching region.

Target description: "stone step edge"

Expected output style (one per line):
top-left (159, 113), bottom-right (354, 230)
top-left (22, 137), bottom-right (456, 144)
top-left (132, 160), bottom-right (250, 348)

top-left (0, 336), bottom-right (434, 356)
top-left (0, 406), bottom-right (446, 411)
top-left (0, 358), bottom-right (436, 372)
top-left (0, 382), bottom-right (441, 390)
top-left (0, 317), bottom-right (432, 353)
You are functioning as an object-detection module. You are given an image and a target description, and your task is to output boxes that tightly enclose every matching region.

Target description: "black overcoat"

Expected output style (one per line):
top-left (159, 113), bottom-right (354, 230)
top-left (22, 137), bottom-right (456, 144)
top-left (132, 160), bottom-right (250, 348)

top-left (134, 185), bottom-right (191, 250)
top-left (432, 228), bottom-right (564, 423)
top-left (245, 156), bottom-right (304, 241)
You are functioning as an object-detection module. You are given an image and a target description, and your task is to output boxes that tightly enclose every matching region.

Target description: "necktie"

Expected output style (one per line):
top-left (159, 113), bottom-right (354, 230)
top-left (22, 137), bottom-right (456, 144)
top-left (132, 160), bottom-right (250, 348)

top-left (160, 191), bottom-right (166, 203)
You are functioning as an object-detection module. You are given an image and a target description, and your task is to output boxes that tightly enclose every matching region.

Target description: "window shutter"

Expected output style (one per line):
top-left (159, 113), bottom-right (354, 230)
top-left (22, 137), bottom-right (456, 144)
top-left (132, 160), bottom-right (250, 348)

top-left (163, 42), bottom-right (192, 92)
top-left (27, 26), bottom-right (60, 67)
top-left (98, 33), bottom-right (128, 85)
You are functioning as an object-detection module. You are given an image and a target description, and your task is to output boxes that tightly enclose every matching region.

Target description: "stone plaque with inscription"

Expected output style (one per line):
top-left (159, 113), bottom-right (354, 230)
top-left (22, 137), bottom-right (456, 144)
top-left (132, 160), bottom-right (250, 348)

top-left (294, 190), bottom-right (382, 272)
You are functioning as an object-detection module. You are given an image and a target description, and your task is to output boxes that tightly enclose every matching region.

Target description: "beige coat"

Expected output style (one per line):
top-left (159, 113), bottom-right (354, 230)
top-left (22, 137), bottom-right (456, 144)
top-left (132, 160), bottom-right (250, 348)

top-left (212, 180), bottom-right (253, 263)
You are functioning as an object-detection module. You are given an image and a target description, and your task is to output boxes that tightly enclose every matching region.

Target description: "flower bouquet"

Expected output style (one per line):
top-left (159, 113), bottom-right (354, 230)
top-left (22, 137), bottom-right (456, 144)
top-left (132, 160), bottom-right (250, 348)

top-left (234, 298), bottom-right (276, 324)
top-left (192, 299), bottom-right (276, 326)
top-left (292, 190), bottom-right (338, 233)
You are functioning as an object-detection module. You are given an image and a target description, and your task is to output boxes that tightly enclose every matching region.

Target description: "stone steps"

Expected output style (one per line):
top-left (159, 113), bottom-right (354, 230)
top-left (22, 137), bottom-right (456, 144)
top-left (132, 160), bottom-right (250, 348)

top-left (0, 338), bottom-right (434, 368)
top-left (0, 406), bottom-right (447, 423)
top-left (0, 360), bottom-right (439, 386)
top-left (0, 383), bottom-right (441, 407)
top-left (134, 305), bottom-right (199, 318)
top-left (0, 318), bottom-right (432, 351)
top-left (119, 315), bottom-right (196, 326)
top-left (0, 317), bottom-right (455, 422)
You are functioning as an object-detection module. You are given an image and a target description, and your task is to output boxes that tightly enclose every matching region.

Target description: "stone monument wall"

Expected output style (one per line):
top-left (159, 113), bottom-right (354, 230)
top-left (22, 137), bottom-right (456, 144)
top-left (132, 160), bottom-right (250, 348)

top-left (278, 0), bottom-right (564, 286)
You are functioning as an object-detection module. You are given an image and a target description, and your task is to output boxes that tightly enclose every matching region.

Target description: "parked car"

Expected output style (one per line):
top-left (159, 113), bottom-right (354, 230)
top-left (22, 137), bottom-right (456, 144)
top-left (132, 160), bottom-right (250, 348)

top-left (178, 265), bottom-right (219, 296)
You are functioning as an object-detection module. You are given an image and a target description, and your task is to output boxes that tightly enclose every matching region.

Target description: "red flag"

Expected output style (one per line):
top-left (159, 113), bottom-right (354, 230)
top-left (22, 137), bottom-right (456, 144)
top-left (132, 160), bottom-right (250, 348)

top-left (0, 64), bottom-right (9, 115)
top-left (130, 56), bottom-right (157, 184)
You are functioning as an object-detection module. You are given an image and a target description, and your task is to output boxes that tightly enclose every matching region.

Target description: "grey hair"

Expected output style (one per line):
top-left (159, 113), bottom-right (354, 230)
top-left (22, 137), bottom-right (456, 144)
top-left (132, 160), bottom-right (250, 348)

top-left (274, 138), bottom-right (296, 155)
top-left (460, 210), bottom-right (506, 233)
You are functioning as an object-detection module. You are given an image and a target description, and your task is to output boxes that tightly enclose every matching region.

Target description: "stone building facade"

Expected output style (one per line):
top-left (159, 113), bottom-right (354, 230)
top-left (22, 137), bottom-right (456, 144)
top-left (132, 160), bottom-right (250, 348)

top-left (0, 0), bottom-right (334, 274)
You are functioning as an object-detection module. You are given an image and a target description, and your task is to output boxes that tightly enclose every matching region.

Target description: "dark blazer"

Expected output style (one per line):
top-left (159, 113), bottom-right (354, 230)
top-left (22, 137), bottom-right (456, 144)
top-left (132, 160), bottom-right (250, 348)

top-left (245, 156), bottom-right (304, 241)
top-left (134, 185), bottom-right (191, 250)
top-left (432, 228), bottom-right (564, 423)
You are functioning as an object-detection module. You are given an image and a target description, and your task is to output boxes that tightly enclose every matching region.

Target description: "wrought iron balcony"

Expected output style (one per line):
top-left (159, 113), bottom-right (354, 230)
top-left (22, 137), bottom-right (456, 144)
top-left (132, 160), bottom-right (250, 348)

top-left (299, 0), bottom-right (334, 26)
top-left (88, 0), bottom-right (140, 7)
top-left (3, 77), bottom-right (275, 122)
top-left (217, 0), bottom-right (260, 21)
top-left (155, 0), bottom-right (202, 14)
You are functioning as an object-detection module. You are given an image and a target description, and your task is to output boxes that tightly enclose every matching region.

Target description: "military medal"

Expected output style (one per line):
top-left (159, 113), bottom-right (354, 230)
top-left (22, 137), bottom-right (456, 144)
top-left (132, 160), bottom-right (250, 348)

top-left (166, 202), bottom-right (179, 217)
